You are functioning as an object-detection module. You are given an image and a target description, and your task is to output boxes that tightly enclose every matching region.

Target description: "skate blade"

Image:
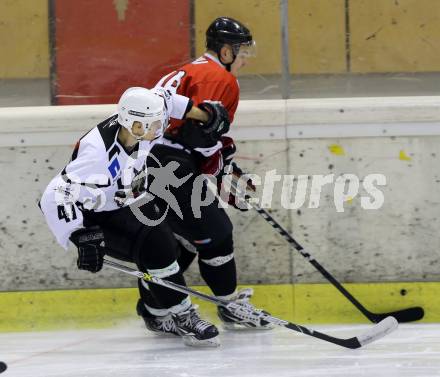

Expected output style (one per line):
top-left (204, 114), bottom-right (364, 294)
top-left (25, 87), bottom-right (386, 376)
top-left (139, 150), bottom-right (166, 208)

top-left (149, 331), bottom-right (180, 338)
top-left (182, 335), bottom-right (221, 348)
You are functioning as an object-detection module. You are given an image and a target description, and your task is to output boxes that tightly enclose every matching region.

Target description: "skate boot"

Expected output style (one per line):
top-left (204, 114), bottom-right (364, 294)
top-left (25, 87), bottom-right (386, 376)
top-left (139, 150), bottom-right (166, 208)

top-left (136, 299), bottom-right (179, 336)
top-left (173, 305), bottom-right (220, 347)
top-left (217, 288), bottom-right (274, 330)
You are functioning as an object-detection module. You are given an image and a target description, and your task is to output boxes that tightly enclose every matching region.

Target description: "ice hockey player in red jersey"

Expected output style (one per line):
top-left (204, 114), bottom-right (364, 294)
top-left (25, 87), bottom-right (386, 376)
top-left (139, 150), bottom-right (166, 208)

top-left (139, 17), bottom-right (273, 336)
top-left (39, 87), bottom-right (230, 347)
top-left (157, 17), bottom-right (249, 133)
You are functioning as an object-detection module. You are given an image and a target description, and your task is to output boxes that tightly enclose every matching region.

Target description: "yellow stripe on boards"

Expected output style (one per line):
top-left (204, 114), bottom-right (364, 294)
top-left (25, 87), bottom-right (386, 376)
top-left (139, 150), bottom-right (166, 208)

top-left (0, 282), bottom-right (437, 332)
top-left (0, 288), bottom-right (139, 332)
top-left (291, 282), bottom-right (431, 323)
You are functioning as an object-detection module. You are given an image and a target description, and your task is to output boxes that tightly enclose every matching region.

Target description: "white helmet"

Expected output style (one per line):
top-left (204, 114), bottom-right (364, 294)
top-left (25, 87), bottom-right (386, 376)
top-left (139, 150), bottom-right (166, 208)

top-left (117, 87), bottom-right (165, 140)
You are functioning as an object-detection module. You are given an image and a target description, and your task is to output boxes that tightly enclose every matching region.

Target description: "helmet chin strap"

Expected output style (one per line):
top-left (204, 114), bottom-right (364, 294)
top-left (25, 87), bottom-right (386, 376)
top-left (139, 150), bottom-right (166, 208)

top-left (217, 47), bottom-right (237, 72)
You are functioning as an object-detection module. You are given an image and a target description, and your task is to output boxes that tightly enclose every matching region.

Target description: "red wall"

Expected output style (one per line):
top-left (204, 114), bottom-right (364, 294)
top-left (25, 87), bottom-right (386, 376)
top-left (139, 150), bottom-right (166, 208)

top-left (53, 0), bottom-right (192, 105)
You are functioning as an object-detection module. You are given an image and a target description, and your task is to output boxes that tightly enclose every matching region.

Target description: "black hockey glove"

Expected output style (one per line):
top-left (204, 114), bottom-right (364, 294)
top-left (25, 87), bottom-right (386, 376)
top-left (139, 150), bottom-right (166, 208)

top-left (198, 101), bottom-right (230, 140)
top-left (69, 226), bottom-right (105, 273)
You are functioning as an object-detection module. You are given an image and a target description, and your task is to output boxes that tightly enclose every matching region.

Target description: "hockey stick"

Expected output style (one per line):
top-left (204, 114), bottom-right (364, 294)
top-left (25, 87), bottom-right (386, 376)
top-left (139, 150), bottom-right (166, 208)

top-left (103, 258), bottom-right (397, 349)
top-left (227, 177), bottom-right (424, 323)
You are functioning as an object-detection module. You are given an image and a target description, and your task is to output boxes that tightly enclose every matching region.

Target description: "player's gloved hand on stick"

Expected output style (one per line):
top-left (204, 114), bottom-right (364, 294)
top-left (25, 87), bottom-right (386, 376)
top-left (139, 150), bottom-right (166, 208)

top-left (69, 226), bottom-right (105, 273)
top-left (199, 136), bottom-right (255, 211)
top-left (226, 162), bottom-right (256, 212)
top-left (198, 101), bottom-right (230, 139)
top-left (219, 162), bottom-right (256, 212)
top-left (229, 162), bottom-right (256, 192)
top-left (114, 169), bottom-right (147, 207)
top-left (219, 135), bottom-right (236, 164)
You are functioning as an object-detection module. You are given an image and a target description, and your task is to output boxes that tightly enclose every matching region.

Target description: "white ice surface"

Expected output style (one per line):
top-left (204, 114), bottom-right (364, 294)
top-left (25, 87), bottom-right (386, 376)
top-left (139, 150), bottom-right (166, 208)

top-left (1, 322), bottom-right (439, 377)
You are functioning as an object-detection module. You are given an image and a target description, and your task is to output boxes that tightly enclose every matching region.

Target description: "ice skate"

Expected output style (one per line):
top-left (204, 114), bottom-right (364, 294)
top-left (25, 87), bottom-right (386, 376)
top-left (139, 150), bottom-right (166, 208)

top-left (173, 305), bottom-right (220, 347)
top-left (136, 299), bottom-right (179, 337)
top-left (217, 288), bottom-right (275, 330)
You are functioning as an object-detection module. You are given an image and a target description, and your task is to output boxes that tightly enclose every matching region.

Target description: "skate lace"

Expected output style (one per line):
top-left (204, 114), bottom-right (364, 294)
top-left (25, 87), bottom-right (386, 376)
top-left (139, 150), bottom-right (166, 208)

top-left (183, 307), bottom-right (212, 332)
top-left (157, 315), bottom-right (177, 332)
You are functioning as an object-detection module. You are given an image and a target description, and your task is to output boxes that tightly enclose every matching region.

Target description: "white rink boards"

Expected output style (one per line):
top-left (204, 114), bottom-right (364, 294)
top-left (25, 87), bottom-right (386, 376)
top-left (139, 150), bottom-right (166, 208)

top-left (1, 322), bottom-right (439, 377)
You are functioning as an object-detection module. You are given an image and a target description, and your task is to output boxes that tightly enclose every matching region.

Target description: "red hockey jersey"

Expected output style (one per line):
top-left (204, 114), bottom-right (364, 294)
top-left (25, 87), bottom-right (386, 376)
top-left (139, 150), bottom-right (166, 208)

top-left (156, 53), bottom-right (239, 133)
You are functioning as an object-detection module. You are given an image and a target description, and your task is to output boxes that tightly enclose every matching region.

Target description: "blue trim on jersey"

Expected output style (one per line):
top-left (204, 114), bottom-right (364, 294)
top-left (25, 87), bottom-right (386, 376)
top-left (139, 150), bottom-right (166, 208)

top-left (108, 158), bottom-right (121, 179)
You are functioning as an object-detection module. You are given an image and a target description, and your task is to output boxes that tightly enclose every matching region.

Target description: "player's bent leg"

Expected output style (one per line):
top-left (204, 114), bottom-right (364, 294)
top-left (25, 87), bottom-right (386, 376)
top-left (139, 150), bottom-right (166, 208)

top-left (173, 233), bottom-right (198, 273)
top-left (197, 233), bottom-right (237, 297)
top-left (197, 234), bottom-right (274, 331)
top-left (82, 206), bottom-right (178, 335)
top-left (135, 221), bottom-right (219, 347)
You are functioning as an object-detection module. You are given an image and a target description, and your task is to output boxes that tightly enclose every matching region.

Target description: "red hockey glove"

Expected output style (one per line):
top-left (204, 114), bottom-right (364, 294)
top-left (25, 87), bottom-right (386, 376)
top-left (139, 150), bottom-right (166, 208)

top-left (199, 136), bottom-right (236, 176)
top-left (199, 137), bottom-right (255, 211)
top-left (219, 162), bottom-right (256, 212)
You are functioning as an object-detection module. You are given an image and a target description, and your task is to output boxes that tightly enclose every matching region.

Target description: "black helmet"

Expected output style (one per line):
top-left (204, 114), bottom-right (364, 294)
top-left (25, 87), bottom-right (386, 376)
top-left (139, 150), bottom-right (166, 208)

top-left (206, 17), bottom-right (253, 70)
top-left (206, 17), bottom-right (252, 51)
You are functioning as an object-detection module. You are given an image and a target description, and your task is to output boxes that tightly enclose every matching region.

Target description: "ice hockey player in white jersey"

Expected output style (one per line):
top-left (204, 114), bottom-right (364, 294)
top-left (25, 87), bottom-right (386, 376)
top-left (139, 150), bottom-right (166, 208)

top-left (39, 87), bottom-right (230, 347)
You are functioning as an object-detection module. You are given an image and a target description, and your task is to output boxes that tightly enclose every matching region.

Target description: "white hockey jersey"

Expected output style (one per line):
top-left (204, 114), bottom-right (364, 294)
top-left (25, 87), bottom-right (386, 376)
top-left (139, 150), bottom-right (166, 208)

top-left (40, 88), bottom-right (190, 250)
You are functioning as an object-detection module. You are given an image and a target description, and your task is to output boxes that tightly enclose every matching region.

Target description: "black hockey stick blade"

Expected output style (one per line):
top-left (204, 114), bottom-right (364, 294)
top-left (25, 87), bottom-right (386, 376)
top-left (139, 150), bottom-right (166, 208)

top-left (367, 306), bottom-right (424, 323)
top-left (229, 180), bottom-right (425, 324)
top-left (259, 206), bottom-right (425, 323)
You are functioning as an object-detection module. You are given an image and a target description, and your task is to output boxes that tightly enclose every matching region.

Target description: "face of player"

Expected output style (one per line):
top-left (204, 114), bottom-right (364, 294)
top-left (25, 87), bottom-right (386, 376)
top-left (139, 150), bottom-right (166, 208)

top-left (131, 120), bottom-right (162, 141)
top-left (230, 53), bottom-right (249, 76)
top-left (220, 42), bottom-right (255, 76)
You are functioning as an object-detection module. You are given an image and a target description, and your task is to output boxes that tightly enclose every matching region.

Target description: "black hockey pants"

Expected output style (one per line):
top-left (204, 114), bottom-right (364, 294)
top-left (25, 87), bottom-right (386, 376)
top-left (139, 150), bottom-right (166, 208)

top-left (83, 203), bottom-right (188, 311)
top-left (147, 143), bottom-right (237, 297)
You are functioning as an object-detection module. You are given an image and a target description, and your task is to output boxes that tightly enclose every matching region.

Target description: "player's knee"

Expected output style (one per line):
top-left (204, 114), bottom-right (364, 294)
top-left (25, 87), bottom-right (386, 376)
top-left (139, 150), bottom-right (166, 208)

top-left (147, 260), bottom-right (180, 278)
top-left (198, 233), bottom-right (234, 267)
top-left (193, 230), bottom-right (233, 253)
